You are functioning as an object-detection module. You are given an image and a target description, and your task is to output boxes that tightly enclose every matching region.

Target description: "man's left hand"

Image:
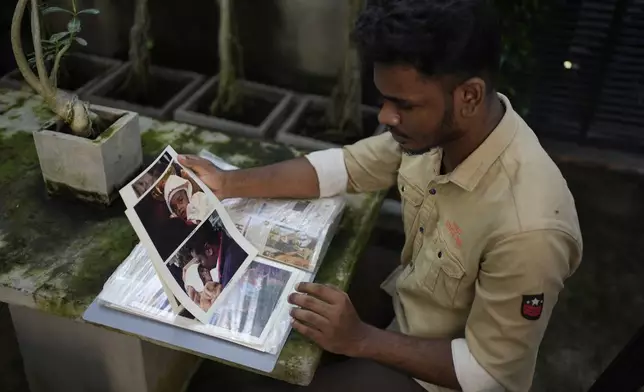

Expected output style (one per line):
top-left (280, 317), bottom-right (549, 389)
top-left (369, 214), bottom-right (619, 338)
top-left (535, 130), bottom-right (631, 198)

top-left (288, 282), bottom-right (373, 357)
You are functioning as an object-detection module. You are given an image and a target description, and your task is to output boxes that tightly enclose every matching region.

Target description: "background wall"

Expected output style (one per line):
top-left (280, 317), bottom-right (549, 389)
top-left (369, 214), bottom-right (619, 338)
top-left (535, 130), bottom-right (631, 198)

top-left (5, 0), bottom-right (641, 150)
top-left (12, 0), bottom-right (355, 96)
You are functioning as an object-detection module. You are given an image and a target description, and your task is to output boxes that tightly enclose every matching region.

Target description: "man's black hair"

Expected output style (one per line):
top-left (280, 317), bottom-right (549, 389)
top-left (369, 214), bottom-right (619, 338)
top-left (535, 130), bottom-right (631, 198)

top-left (185, 223), bottom-right (221, 258)
top-left (353, 0), bottom-right (502, 93)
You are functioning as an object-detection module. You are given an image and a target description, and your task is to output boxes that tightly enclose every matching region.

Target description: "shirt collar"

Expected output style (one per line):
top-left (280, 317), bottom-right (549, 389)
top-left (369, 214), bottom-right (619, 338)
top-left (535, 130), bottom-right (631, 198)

top-left (445, 93), bottom-right (518, 192)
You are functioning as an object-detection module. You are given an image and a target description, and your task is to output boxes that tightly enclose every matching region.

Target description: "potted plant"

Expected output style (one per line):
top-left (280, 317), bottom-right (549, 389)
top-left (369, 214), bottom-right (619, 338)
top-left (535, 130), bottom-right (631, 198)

top-left (0, 3), bottom-right (122, 98)
top-left (85, 0), bottom-right (204, 120)
top-left (276, 0), bottom-right (384, 151)
top-left (10, 0), bottom-right (143, 205)
top-left (174, 0), bottom-right (293, 139)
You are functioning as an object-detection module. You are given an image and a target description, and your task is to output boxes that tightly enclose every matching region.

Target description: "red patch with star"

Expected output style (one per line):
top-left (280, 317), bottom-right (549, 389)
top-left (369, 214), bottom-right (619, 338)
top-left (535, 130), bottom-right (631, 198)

top-left (521, 294), bottom-right (544, 320)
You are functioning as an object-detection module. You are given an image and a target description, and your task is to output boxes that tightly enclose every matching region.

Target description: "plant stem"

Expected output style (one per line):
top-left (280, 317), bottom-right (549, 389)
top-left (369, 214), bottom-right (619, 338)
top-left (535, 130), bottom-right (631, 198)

top-left (11, 0), bottom-right (43, 95)
top-left (50, 42), bottom-right (71, 89)
top-left (211, 0), bottom-right (239, 115)
top-left (326, 0), bottom-right (364, 138)
top-left (11, 0), bottom-right (93, 138)
top-left (128, 0), bottom-right (151, 93)
top-left (30, 0), bottom-right (54, 98)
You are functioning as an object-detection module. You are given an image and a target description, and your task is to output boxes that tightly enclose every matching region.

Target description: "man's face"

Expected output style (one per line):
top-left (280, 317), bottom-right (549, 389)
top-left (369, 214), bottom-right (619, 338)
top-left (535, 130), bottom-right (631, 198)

top-left (195, 243), bottom-right (220, 269)
top-left (170, 190), bottom-right (189, 220)
top-left (133, 173), bottom-right (154, 196)
top-left (198, 266), bottom-right (213, 284)
top-left (374, 63), bottom-right (466, 155)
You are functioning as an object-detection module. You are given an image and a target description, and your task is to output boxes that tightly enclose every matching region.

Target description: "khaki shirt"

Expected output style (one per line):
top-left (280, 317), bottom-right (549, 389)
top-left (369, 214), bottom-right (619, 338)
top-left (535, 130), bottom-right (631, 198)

top-left (342, 94), bottom-right (582, 392)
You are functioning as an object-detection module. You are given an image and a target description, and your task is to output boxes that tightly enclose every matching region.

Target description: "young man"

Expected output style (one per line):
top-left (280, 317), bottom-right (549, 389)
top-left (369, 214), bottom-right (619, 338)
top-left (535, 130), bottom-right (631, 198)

top-left (179, 0), bottom-right (582, 391)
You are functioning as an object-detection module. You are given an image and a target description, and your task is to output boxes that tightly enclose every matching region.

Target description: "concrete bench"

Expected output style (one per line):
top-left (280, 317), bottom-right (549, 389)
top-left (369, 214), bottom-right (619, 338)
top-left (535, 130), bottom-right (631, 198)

top-left (0, 89), bottom-right (385, 392)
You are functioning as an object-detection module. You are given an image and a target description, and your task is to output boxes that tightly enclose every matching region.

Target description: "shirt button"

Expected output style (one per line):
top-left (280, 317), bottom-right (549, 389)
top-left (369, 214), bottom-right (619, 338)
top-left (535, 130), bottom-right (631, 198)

top-left (401, 185), bottom-right (406, 192)
top-left (429, 188), bottom-right (437, 195)
top-left (419, 227), bottom-right (424, 233)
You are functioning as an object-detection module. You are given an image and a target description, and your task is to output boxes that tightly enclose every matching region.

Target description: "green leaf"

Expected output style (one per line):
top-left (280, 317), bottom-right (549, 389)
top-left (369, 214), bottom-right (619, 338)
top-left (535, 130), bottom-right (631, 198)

top-left (75, 37), bottom-right (88, 46)
top-left (78, 8), bottom-right (100, 15)
top-left (42, 6), bottom-right (73, 15)
top-left (50, 31), bottom-right (70, 42)
top-left (67, 18), bottom-right (81, 33)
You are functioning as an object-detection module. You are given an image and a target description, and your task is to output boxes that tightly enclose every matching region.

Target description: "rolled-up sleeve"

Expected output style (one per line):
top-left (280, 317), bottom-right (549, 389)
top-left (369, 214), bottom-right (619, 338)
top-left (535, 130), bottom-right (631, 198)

top-left (342, 132), bottom-right (402, 193)
top-left (465, 229), bottom-right (582, 392)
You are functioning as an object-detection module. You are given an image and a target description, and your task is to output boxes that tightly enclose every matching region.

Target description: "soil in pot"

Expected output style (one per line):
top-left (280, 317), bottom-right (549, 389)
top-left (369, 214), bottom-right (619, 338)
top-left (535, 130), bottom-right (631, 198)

top-left (293, 105), bottom-right (380, 146)
top-left (10, 57), bottom-right (111, 92)
top-left (196, 82), bottom-right (277, 127)
top-left (104, 70), bottom-right (186, 109)
top-left (45, 111), bottom-right (124, 140)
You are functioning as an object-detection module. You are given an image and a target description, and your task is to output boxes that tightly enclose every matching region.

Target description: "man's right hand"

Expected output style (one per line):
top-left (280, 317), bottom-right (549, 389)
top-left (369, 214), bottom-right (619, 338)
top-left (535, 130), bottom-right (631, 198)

top-left (179, 153), bottom-right (321, 201)
top-left (178, 155), bottom-right (229, 199)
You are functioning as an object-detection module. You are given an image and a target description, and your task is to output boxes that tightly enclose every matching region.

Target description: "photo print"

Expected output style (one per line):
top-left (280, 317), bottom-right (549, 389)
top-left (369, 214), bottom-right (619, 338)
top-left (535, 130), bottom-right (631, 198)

top-left (120, 146), bottom-right (174, 208)
top-left (209, 260), bottom-right (294, 340)
top-left (165, 214), bottom-right (251, 316)
top-left (131, 158), bottom-right (216, 261)
top-left (123, 145), bottom-right (260, 324)
top-left (262, 225), bottom-right (318, 270)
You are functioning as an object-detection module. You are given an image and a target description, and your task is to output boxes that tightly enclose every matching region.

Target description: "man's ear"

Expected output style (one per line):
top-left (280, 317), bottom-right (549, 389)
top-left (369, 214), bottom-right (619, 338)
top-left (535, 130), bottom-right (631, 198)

top-left (205, 247), bottom-right (214, 257)
top-left (457, 77), bottom-right (486, 118)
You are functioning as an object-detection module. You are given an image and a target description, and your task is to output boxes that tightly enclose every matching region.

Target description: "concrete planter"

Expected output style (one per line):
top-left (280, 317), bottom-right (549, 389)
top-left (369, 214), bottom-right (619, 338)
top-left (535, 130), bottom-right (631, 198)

top-left (33, 105), bottom-right (143, 206)
top-left (276, 94), bottom-right (385, 151)
top-left (0, 53), bottom-right (122, 98)
top-left (86, 63), bottom-right (204, 120)
top-left (174, 75), bottom-right (294, 139)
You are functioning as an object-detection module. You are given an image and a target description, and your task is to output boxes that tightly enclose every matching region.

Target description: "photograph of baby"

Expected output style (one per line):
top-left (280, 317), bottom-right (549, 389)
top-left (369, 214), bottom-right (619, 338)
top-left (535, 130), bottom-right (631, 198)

top-left (133, 159), bottom-right (216, 261)
top-left (120, 147), bottom-right (175, 208)
top-left (165, 215), bottom-right (250, 316)
top-left (262, 225), bottom-right (318, 270)
top-left (209, 260), bottom-right (293, 339)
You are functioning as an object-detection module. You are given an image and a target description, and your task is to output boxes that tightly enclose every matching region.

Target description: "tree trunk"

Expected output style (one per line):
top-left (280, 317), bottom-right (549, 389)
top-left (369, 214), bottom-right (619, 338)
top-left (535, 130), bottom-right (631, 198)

top-left (11, 0), bottom-right (93, 137)
top-left (210, 0), bottom-right (241, 115)
top-left (326, 0), bottom-right (364, 138)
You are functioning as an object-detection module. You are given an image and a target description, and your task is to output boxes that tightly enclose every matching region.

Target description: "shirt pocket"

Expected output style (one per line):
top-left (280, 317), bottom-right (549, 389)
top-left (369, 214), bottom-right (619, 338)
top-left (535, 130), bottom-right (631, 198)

top-left (422, 231), bottom-right (466, 308)
top-left (397, 174), bottom-right (424, 236)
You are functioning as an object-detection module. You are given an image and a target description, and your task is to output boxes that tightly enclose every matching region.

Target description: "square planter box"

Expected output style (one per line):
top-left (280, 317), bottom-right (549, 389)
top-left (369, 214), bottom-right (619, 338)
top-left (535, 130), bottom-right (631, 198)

top-left (86, 63), bottom-right (204, 120)
top-left (276, 94), bottom-right (385, 151)
top-left (174, 75), bottom-right (294, 139)
top-left (33, 104), bottom-right (143, 206)
top-left (0, 53), bottom-right (122, 98)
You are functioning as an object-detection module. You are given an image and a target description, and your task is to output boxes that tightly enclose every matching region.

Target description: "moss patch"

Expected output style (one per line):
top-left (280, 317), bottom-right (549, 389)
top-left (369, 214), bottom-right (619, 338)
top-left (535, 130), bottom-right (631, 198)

top-left (0, 132), bottom-right (39, 188)
top-left (0, 129), bottom-right (138, 316)
top-left (45, 180), bottom-right (111, 206)
top-left (31, 103), bottom-right (55, 123)
top-left (65, 218), bottom-right (138, 302)
top-left (142, 130), bottom-right (168, 156)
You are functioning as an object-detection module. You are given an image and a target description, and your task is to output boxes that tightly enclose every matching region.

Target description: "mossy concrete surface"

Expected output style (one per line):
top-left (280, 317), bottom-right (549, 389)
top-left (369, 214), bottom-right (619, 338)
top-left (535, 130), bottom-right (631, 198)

top-left (0, 89), bottom-right (385, 386)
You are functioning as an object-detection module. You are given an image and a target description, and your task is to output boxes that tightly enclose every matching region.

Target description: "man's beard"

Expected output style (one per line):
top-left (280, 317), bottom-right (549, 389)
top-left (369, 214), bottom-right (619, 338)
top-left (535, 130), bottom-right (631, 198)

top-left (398, 106), bottom-right (459, 156)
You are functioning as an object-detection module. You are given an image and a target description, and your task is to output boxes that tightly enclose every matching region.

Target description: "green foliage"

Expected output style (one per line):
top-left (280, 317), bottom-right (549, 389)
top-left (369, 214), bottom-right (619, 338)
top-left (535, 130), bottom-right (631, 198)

top-left (27, 2), bottom-right (100, 68)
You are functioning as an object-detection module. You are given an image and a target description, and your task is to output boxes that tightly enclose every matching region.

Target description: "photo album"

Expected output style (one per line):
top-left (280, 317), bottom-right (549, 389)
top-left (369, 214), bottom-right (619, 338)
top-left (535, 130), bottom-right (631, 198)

top-left (97, 146), bottom-right (346, 353)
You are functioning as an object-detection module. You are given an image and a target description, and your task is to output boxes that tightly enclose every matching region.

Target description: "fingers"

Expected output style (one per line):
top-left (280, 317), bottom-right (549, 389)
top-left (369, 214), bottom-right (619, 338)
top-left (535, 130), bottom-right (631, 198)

top-left (292, 319), bottom-right (324, 343)
top-left (178, 155), bottom-right (214, 173)
top-left (290, 308), bottom-right (328, 330)
top-left (288, 292), bottom-right (332, 318)
top-left (295, 282), bottom-right (344, 304)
